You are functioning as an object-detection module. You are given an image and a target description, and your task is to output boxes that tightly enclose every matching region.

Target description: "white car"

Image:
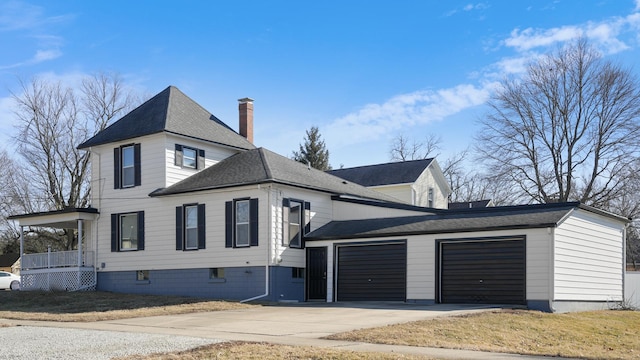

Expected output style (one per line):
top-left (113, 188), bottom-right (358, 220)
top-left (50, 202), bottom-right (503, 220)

top-left (0, 271), bottom-right (20, 290)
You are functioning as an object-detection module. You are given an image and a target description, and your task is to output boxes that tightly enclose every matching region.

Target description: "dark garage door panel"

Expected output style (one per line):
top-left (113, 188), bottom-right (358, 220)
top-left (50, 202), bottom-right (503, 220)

top-left (337, 243), bottom-right (406, 301)
top-left (441, 239), bottom-right (525, 305)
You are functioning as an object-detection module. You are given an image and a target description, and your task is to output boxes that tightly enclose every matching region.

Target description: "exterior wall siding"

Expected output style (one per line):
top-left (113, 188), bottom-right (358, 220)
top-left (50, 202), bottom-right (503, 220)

top-left (412, 166), bottom-right (449, 209)
top-left (96, 185), bottom-right (269, 273)
top-left (368, 184), bottom-right (412, 204)
top-left (306, 228), bottom-right (552, 304)
top-left (332, 201), bottom-right (433, 221)
top-left (164, 134), bottom-right (239, 187)
top-left (554, 209), bottom-right (625, 302)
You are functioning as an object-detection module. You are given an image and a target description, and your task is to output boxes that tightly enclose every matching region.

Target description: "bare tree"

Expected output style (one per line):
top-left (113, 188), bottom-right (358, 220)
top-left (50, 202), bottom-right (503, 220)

top-left (389, 133), bottom-right (442, 161)
top-left (4, 73), bottom-right (137, 250)
top-left (477, 39), bottom-right (640, 208)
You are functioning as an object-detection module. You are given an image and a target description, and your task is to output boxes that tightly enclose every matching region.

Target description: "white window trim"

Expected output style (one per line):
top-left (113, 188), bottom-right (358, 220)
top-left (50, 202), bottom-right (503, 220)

top-left (235, 200), bottom-right (250, 247)
top-left (119, 213), bottom-right (138, 251)
top-left (121, 145), bottom-right (135, 188)
top-left (184, 205), bottom-right (199, 250)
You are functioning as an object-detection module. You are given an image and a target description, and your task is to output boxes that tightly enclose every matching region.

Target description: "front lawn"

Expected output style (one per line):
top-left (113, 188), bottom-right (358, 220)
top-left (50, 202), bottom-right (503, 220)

top-left (327, 309), bottom-right (640, 360)
top-left (0, 291), bottom-right (252, 322)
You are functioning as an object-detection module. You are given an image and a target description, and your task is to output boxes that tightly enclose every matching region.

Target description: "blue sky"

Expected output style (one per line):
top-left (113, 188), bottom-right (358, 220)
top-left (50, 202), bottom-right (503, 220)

top-left (1, 1), bottom-right (640, 168)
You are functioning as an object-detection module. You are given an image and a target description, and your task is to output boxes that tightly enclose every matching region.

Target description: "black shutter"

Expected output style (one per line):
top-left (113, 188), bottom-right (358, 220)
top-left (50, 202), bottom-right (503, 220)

top-left (304, 202), bottom-right (311, 234)
top-left (134, 143), bottom-right (141, 186)
top-left (175, 206), bottom-right (183, 250)
top-left (225, 201), bottom-right (233, 248)
top-left (137, 211), bottom-right (145, 250)
top-left (282, 199), bottom-right (290, 246)
top-left (197, 203), bottom-right (206, 249)
top-left (174, 144), bottom-right (183, 167)
top-left (197, 149), bottom-right (205, 169)
top-left (111, 214), bottom-right (118, 252)
top-left (250, 198), bottom-right (259, 246)
top-left (302, 202), bottom-right (310, 248)
top-left (113, 148), bottom-right (121, 189)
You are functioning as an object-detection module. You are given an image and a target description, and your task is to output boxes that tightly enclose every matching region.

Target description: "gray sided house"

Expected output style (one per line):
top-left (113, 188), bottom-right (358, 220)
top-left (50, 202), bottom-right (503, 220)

top-left (8, 86), bottom-right (629, 312)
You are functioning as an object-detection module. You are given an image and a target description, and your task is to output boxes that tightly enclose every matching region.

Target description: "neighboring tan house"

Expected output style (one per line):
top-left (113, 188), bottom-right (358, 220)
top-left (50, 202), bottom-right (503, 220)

top-left (0, 253), bottom-right (20, 274)
top-left (327, 159), bottom-right (451, 208)
top-left (8, 86), bottom-right (630, 312)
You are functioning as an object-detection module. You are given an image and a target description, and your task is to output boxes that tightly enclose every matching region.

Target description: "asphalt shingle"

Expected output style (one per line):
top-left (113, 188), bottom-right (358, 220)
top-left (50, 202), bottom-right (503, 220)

top-left (326, 158), bottom-right (434, 187)
top-left (78, 86), bottom-right (254, 150)
top-left (150, 148), bottom-right (402, 202)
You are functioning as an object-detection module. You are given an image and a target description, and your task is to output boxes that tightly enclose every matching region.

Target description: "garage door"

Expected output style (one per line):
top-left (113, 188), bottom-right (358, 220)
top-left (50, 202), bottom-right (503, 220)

top-left (439, 238), bottom-right (525, 304)
top-left (336, 242), bottom-right (406, 301)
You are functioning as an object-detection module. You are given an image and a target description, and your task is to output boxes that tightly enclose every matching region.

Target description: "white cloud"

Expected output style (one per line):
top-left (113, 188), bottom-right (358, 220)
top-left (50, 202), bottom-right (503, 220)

top-left (33, 49), bottom-right (61, 62)
top-left (635, 0), bottom-right (640, 11)
top-left (0, 48), bottom-right (62, 70)
top-left (444, 2), bottom-right (489, 17)
top-left (505, 26), bottom-right (583, 52)
top-left (504, 14), bottom-right (638, 56)
top-left (326, 2), bottom-right (640, 152)
top-left (326, 84), bottom-right (492, 148)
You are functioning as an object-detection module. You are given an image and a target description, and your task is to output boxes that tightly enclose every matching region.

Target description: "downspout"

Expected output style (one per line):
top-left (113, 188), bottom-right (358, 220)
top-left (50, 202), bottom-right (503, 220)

top-left (622, 222), bottom-right (629, 305)
top-left (19, 226), bottom-right (23, 273)
top-left (240, 184), bottom-right (272, 303)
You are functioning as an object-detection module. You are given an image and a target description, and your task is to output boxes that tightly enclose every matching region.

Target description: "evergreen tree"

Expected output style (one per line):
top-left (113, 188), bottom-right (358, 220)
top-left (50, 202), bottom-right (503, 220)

top-left (292, 126), bottom-right (331, 170)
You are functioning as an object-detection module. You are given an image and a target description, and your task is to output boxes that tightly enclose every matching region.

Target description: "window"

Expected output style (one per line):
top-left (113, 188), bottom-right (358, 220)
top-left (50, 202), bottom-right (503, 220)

top-left (136, 270), bottom-right (149, 281)
top-left (110, 211), bottom-right (145, 252)
top-left (428, 188), bottom-right (434, 208)
top-left (235, 200), bottom-right (250, 247)
top-left (114, 144), bottom-right (141, 189)
top-left (175, 144), bottom-right (205, 169)
top-left (209, 268), bottom-right (225, 279)
top-left (292, 267), bottom-right (304, 279)
top-left (225, 198), bottom-right (259, 248)
top-left (175, 204), bottom-right (206, 250)
top-left (282, 199), bottom-right (310, 248)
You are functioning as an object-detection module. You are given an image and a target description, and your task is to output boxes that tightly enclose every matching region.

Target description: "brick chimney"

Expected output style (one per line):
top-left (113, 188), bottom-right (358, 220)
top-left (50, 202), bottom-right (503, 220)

top-left (238, 97), bottom-right (254, 143)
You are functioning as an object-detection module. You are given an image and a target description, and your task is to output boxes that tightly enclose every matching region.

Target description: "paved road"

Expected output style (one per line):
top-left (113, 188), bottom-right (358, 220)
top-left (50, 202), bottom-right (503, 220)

top-left (2, 302), bottom-right (580, 360)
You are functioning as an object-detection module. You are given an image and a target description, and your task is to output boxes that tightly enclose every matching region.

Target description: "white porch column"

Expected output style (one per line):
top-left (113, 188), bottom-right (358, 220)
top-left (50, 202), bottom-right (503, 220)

top-left (19, 226), bottom-right (24, 271)
top-left (77, 219), bottom-right (83, 267)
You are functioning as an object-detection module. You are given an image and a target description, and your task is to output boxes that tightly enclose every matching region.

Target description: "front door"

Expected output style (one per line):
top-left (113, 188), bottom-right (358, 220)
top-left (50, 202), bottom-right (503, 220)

top-left (306, 247), bottom-right (327, 301)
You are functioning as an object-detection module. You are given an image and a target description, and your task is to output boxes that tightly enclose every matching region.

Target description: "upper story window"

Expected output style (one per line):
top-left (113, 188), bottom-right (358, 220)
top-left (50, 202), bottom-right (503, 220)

top-left (428, 188), bottom-right (434, 208)
top-left (175, 144), bottom-right (205, 169)
top-left (175, 203), bottom-right (206, 251)
top-left (114, 144), bottom-right (141, 189)
top-left (283, 198), bottom-right (310, 249)
top-left (225, 198), bottom-right (259, 248)
top-left (111, 211), bottom-right (145, 252)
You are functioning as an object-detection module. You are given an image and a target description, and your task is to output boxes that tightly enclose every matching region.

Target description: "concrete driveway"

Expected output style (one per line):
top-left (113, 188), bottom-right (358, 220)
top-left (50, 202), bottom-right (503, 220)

top-left (6, 302), bottom-right (565, 359)
top-left (88, 302), bottom-right (498, 342)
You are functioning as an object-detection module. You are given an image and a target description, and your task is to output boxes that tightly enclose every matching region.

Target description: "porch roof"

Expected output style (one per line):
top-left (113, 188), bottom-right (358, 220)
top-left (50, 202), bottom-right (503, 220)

top-left (8, 208), bottom-right (99, 228)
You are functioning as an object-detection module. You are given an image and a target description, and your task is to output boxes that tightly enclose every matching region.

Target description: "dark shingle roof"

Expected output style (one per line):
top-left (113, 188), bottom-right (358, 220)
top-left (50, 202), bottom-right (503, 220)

top-left (0, 253), bottom-right (19, 267)
top-left (150, 148), bottom-right (402, 202)
top-left (448, 199), bottom-right (493, 209)
top-left (306, 202), bottom-right (625, 240)
top-left (326, 158), bottom-right (434, 187)
top-left (78, 86), bottom-right (255, 150)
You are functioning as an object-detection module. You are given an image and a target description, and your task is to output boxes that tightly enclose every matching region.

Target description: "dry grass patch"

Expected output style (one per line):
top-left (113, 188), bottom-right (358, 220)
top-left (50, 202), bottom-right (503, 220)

top-left (327, 310), bottom-right (640, 360)
top-left (0, 291), bottom-right (252, 322)
top-left (116, 341), bottom-right (434, 360)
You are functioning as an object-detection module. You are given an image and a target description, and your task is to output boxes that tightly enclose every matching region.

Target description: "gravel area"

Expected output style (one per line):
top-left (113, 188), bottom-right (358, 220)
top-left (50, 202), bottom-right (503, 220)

top-left (0, 326), bottom-right (223, 360)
